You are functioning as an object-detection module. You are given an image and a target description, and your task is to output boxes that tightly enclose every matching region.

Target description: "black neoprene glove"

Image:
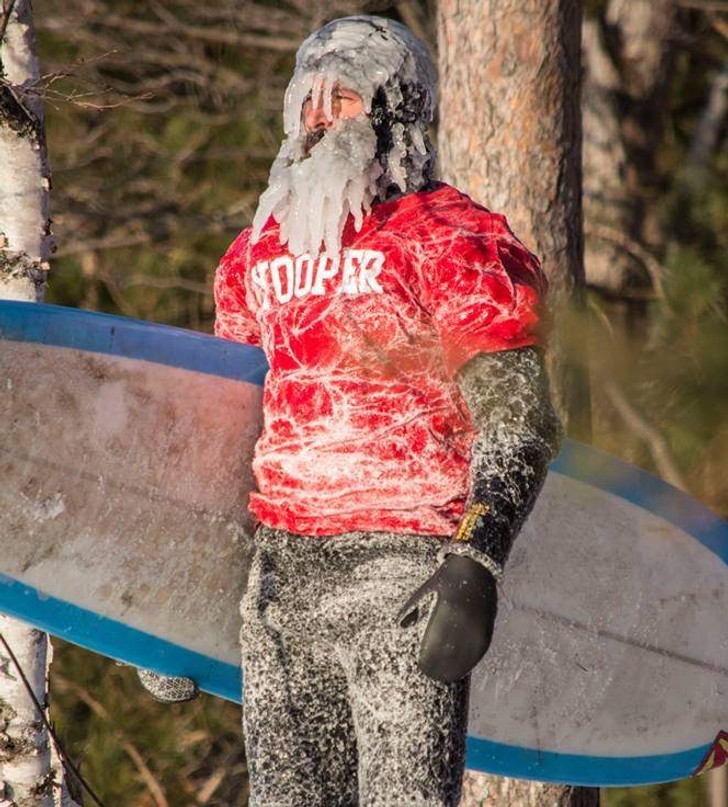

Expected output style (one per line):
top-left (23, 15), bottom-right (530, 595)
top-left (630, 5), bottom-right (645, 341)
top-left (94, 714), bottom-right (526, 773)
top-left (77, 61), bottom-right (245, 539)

top-left (398, 348), bottom-right (562, 685)
top-left (397, 553), bottom-right (498, 683)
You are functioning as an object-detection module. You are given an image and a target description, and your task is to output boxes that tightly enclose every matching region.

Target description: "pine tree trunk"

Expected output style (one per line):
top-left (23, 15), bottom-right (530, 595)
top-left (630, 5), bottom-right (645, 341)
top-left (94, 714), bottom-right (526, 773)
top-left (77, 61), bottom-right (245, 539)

top-left (437, 0), bottom-right (584, 300)
top-left (437, 2), bottom-right (597, 804)
top-left (581, 0), bottom-right (678, 295)
top-left (1, 2), bottom-right (78, 805)
top-left (437, 0), bottom-right (589, 441)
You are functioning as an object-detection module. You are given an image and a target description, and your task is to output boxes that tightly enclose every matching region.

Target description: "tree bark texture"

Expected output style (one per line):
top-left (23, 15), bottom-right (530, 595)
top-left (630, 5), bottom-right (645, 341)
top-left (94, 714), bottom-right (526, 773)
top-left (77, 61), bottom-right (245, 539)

top-left (460, 774), bottom-right (601, 807)
top-left (581, 0), bottom-right (678, 294)
top-left (0, 0), bottom-right (52, 300)
top-left (437, 2), bottom-right (597, 805)
top-left (437, 0), bottom-right (590, 443)
top-left (0, 620), bottom-right (55, 807)
top-left (437, 0), bottom-right (583, 305)
top-left (1, 2), bottom-right (77, 806)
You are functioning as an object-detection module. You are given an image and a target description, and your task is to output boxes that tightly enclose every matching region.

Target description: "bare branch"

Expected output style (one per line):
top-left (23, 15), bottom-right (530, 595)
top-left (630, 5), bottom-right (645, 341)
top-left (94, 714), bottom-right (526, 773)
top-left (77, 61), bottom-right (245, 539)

top-left (74, 12), bottom-right (301, 52)
top-left (676, 0), bottom-right (728, 10)
top-left (708, 11), bottom-right (728, 40)
top-left (0, 0), bottom-right (16, 44)
top-left (585, 223), bottom-right (666, 299)
top-left (603, 381), bottom-right (689, 492)
top-left (196, 767), bottom-right (227, 803)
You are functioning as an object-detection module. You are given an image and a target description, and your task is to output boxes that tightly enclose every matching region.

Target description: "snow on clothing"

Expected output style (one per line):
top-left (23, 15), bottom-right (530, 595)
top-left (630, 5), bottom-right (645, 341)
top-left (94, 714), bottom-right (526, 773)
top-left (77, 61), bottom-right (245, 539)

top-left (241, 526), bottom-right (469, 807)
top-left (215, 180), bottom-right (559, 806)
top-left (214, 182), bottom-right (547, 538)
top-left (452, 348), bottom-right (562, 574)
top-left (234, 349), bottom-right (560, 807)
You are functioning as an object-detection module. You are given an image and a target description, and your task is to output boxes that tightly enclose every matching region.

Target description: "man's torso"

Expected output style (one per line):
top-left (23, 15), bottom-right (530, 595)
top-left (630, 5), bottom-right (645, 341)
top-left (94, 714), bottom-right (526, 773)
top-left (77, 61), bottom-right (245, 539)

top-left (214, 183), bottom-right (544, 536)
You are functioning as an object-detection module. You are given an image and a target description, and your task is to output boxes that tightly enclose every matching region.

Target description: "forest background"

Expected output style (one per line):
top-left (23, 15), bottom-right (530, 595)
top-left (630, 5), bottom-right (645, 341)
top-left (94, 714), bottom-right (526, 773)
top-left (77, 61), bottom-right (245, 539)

top-left (10, 0), bottom-right (728, 804)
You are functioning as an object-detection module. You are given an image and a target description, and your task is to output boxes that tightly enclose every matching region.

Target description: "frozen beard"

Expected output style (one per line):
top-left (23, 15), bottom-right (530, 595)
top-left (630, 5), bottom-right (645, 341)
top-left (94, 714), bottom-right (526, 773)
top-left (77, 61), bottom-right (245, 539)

top-left (252, 115), bottom-right (383, 258)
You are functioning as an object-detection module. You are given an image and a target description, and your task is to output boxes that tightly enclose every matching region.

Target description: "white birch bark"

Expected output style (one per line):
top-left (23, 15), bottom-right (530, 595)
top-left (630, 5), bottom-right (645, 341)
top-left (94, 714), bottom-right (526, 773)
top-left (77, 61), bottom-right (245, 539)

top-left (1, 2), bottom-right (78, 806)
top-left (0, 620), bottom-right (54, 807)
top-left (0, 0), bottom-right (51, 299)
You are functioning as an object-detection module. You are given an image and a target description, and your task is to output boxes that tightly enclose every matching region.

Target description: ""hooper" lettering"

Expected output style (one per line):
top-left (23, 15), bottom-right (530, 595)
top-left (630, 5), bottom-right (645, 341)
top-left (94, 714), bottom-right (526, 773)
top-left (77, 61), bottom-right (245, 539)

top-left (251, 249), bottom-right (385, 308)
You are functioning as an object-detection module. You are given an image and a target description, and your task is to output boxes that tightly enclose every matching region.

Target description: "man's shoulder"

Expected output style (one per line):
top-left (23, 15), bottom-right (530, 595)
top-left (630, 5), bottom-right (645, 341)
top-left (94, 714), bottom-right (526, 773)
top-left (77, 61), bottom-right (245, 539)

top-left (217, 224), bottom-right (257, 267)
top-left (392, 183), bottom-right (510, 237)
top-left (378, 184), bottom-right (511, 259)
top-left (230, 224), bottom-right (255, 252)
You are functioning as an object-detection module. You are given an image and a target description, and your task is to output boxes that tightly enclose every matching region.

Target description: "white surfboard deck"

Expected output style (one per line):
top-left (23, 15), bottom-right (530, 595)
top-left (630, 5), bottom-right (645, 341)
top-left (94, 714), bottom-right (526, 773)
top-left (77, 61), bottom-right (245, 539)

top-left (1, 300), bottom-right (727, 787)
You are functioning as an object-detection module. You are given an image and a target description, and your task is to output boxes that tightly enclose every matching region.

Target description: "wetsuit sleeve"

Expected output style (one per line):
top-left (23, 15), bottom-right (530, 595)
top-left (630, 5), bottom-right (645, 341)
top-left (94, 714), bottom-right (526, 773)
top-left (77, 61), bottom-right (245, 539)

top-left (418, 216), bottom-right (546, 376)
top-left (446, 347), bottom-right (562, 577)
top-left (213, 228), bottom-right (262, 346)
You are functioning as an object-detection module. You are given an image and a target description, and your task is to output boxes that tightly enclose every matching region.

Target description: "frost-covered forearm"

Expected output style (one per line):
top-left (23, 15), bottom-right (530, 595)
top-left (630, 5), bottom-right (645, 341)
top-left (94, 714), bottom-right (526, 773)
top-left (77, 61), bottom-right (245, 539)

top-left (451, 347), bottom-right (562, 573)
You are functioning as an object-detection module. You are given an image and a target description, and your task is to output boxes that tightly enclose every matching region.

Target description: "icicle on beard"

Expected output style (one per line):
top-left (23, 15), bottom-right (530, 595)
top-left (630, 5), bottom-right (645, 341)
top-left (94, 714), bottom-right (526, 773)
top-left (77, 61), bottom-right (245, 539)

top-left (252, 115), bottom-right (383, 258)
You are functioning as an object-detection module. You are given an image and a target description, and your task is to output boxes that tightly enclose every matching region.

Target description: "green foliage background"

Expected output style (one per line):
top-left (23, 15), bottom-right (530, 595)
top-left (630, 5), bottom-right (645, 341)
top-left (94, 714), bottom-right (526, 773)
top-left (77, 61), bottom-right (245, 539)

top-left (28, 0), bottom-right (728, 804)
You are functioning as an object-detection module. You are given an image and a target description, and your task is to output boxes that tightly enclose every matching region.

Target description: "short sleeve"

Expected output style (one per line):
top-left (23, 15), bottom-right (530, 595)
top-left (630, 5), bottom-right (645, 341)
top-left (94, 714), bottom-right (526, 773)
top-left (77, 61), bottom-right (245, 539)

top-left (213, 227), bottom-right (262, 347)
top-left (418, 214), bottom-right (547, 375)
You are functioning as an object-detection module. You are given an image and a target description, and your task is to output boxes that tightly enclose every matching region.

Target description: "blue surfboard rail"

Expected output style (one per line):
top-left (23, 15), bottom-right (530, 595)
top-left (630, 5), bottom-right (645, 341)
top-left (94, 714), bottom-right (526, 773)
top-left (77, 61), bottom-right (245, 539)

top-left (0, 571), bottom-right (241, 703)
top-left (3, 300), bottom-right (727, 560)
top-left (2, 300), bottom-right (728, 786)
top-left (0, 567), bottom-right (714, 787)
top-left (0, 299), bottom-right (268, 385)
top-left (464, 735), bottom-right (710, 788)
top-left (552, 441), bottom-right (728, 564)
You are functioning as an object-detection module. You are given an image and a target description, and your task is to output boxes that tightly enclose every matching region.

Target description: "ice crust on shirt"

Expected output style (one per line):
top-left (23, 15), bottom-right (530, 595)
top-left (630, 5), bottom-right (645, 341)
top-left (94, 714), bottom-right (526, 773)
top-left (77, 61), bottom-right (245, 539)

top-left (215, 184), bottom-right (547, 537)
top-left (252, 15), bottom-right (436, 259)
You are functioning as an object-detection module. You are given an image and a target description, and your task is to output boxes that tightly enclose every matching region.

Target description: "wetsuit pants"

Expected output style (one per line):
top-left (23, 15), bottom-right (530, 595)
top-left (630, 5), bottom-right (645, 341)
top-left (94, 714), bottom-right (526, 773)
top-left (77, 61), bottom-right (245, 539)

top-left (240, 526), bottom-right (469, 807)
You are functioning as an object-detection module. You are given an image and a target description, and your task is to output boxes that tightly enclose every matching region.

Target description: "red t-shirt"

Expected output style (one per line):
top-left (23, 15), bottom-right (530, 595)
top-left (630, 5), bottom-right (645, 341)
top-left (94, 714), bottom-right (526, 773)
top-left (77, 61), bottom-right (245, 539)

top-left (214, 182), bottom-right (546, 536)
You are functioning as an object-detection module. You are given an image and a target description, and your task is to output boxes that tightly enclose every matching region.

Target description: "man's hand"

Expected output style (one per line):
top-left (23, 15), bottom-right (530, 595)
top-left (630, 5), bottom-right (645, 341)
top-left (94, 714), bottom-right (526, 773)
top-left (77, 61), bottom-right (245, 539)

top-left (398, 554), bottom-right (497, 683)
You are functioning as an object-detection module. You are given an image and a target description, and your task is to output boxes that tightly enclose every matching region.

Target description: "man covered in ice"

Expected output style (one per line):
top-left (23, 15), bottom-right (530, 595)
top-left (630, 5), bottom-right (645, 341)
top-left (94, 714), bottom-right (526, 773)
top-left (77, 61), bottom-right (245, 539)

top-left (214, 15), bottom-right (561, 807)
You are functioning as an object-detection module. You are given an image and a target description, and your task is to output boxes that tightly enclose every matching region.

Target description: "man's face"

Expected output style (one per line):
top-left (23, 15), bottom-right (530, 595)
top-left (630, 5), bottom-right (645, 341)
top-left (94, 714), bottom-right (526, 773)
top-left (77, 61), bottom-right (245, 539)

top-left (253, 77), bottom-right (379, 256)
top-left (302, 83), bottom-right (365, 152)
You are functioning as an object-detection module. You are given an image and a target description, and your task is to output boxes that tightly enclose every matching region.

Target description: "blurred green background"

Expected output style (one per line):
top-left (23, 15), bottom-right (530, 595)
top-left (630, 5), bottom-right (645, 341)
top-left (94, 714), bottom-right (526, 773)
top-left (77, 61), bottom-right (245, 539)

top-left (30, 0), bottom-right (728, 804)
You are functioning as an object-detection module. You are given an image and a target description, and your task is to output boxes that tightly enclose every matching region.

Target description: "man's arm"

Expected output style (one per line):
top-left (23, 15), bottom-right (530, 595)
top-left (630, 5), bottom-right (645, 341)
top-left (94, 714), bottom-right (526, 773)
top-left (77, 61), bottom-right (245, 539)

top-left (449, 345), bottom-right (562, 573)
top-left (399, 347), bottom-right (562, 683)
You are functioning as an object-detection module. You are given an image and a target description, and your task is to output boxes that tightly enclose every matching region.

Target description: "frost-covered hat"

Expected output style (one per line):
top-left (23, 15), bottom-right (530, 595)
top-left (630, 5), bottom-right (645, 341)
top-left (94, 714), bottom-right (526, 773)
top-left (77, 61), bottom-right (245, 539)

top-left (284, 15), bottom-right (438, 196)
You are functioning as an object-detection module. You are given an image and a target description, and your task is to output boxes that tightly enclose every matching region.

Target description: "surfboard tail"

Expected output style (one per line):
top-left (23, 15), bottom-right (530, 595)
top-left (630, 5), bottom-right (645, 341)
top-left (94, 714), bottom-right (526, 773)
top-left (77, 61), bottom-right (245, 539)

top-left (693, 730), bottom-right (728, 776)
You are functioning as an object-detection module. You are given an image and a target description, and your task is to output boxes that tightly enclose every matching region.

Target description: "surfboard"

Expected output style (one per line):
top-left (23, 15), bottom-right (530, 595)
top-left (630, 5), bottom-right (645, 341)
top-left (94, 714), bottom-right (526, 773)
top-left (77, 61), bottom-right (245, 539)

top-left (1, 300), bottom-right (727, 788)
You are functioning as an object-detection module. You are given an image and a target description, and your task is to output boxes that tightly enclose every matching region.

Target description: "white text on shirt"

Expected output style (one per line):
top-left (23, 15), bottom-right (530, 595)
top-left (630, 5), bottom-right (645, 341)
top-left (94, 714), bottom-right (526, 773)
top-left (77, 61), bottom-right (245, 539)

top-left (251, 249), bottom-right (384, 308)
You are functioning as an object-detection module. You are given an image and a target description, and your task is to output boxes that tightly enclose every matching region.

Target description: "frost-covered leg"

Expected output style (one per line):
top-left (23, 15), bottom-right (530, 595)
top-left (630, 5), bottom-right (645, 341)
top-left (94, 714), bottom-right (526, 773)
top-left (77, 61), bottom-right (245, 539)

top-left (240, 527), bottom-right (468, 805)
top-left (242, 642), bottom-right (358, 807)
top-left (240, 537), bottom-right (358, 807)
top-left (348, 617), bottom-right (469, 807)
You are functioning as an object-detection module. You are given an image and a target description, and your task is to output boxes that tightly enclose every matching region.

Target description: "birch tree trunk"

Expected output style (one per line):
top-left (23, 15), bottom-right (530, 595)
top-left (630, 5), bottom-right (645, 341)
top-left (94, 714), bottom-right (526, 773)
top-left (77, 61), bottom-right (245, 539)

top-left (1, 2), bottom-right (78, 805)
top-left (0, 0), bottom-right (50, 299)
top-left (437, 1), bottom-right (597, 804)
